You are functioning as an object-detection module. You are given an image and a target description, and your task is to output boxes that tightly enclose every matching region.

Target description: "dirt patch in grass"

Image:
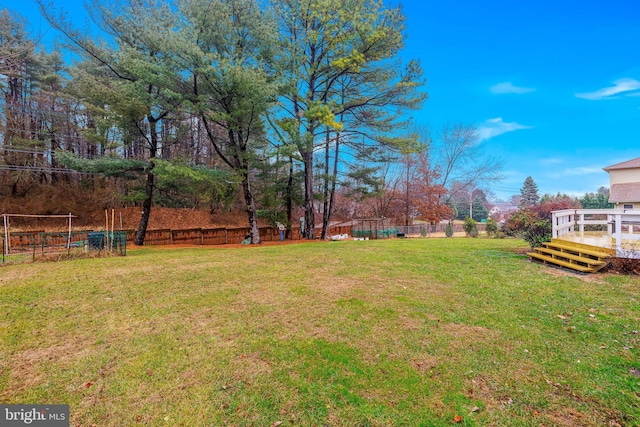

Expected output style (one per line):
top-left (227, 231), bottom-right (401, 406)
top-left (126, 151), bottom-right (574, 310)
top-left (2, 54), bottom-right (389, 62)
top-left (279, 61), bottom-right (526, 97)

top-left (411, 355), bottom-right (439, 373)
top-left (467, 375), bottom-right (502, 411)
top-left (2, 342), bottom-right (91, 398)
top-left (441, 322), bottom-right (496, 337)
top-left (545, 408), bottom-right (604, 427)
top-left (440, 323), bottom-right (500, 353)
top-left (231, 352), bottom-right (273, 380)
top-left (536, 264), bottom-right (608, 283)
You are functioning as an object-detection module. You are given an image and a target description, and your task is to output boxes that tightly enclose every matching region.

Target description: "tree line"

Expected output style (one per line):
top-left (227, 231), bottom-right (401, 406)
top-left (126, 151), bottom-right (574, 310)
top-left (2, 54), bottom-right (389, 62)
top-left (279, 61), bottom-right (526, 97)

top-left (1, 1), bottom-right (504, 244)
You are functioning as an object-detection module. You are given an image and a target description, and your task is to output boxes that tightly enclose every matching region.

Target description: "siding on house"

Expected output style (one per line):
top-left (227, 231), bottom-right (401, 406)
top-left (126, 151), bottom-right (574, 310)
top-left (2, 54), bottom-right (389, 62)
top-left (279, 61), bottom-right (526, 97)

top-left (608, 169), bottom-right (640, 185)
top-left (604, 157), bottom-right (640, 206)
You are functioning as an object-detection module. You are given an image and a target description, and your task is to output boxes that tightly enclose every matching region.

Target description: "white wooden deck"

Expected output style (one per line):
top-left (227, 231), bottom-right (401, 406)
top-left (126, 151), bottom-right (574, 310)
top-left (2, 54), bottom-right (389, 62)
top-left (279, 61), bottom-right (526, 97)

top-left (553, 209), bottom-right (640, 257)
top-left (557, 231), bottom-right (615, 249)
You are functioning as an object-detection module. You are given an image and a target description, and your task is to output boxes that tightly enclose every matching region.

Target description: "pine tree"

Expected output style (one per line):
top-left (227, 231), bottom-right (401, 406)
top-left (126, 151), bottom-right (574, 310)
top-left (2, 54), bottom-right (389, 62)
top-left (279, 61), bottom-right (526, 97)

top-left (273, 0), bottom-right (425, 239)
top-left (519, 176), bottom-right (539, 208)
top-left (471, 195), bottom-right (489, 222)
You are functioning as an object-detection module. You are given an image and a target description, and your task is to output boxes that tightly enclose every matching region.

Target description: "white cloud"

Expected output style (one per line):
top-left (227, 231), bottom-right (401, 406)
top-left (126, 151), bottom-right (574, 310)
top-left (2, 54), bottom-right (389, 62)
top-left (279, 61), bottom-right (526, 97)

top-left (575, 78), bottom-right (640, 100)
top-left (490, 82), bottom-right (535, 94)
top-left (561, 166), bottom-right (604, 176)
top-left (547, 166), bottom-right (606, 179)
top-left (477, 117), bottom-right (533, 141)
top-left (540, 157), bottom-right (563, 165)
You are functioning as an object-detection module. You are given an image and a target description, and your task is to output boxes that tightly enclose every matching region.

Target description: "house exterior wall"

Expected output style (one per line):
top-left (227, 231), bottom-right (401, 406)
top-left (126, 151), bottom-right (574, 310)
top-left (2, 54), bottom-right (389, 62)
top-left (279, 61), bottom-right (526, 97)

top-left (614, 202), bottom-right (640, 209)
top-left (609, 169), bottom-right (640, 185)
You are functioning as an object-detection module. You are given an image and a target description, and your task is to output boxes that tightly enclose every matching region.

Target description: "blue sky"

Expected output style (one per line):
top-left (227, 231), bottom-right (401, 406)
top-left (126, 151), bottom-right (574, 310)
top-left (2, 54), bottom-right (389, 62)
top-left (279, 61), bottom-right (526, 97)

top-left (5, 0), bottom-right (640, 201)
top-left (397, 0), bottom-right (640, 200)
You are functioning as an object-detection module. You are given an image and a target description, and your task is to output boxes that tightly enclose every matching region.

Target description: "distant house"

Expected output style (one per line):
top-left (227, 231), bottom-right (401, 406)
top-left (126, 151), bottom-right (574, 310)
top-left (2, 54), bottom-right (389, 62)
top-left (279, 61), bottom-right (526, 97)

top-left (488, 203), bottom-right (517, 221)
top-left (603, 157), bottom-right (640, 209)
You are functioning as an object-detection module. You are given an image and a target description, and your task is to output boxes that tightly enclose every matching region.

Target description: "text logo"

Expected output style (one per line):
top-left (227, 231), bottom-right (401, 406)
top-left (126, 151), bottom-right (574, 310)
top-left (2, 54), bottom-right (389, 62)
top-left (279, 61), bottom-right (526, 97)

top-left (0, 405), bottom-right (69, 427)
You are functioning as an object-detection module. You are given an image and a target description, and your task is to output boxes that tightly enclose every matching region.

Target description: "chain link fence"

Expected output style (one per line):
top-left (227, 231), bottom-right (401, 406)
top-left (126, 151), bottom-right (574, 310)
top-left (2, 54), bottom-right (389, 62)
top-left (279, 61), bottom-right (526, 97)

top-left (1, 231), bottom-right (126, 265)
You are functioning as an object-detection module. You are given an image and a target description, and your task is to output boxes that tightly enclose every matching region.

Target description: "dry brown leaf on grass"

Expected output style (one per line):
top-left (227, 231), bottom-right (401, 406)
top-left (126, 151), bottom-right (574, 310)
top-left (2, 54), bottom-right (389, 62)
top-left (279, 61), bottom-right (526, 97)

top-left (453, 414), bottom-right (463, 423)
top-left (271, 422), bottom-right (283, 427)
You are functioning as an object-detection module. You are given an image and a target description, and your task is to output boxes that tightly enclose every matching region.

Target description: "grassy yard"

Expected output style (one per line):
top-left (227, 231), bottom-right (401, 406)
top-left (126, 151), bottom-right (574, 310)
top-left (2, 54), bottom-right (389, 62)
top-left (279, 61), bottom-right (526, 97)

top-left (0, 238), bottom-right (638, 426)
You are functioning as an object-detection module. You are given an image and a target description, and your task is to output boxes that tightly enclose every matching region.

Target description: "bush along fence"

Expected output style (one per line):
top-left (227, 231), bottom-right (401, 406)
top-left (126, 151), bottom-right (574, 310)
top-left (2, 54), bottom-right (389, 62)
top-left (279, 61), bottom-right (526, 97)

top-left (395, 223), bottom-right (486, 236)
top-left (0, 226), bottom-right (353, 262)
top-left (123, 225), bottom-right (353, 246)
top-left (1, 230), bottom-right (126, 265)
top-left (1, 222), bottom-right (484, 264)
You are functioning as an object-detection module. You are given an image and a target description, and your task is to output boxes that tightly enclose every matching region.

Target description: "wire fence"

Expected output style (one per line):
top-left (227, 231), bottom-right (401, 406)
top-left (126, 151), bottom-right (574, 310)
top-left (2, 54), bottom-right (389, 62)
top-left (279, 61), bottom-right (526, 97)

top-left (397, 223), bottom-right (486, 235)
top-left (1, 231), bottom-right (126, 265)
top-left (0, 221), bottom-right (486, 265)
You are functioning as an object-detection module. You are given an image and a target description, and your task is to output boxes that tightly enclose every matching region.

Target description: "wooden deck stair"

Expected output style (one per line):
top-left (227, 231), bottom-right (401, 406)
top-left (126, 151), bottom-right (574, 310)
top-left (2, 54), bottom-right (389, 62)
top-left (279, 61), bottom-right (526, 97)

top-left (527, 238), bottom-right (614, 273)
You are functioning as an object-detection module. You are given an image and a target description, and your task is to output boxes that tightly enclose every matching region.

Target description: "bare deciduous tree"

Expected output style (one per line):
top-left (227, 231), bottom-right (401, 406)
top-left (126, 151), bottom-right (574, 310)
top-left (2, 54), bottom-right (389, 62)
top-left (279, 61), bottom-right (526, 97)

top-left (432, 122), bottom-right (504, 205)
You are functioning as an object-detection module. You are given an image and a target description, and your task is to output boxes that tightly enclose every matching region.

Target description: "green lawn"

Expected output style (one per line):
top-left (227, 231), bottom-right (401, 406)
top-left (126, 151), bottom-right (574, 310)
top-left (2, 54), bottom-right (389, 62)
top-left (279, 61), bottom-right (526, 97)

top-left (0, 238), bottom-right (638, 426)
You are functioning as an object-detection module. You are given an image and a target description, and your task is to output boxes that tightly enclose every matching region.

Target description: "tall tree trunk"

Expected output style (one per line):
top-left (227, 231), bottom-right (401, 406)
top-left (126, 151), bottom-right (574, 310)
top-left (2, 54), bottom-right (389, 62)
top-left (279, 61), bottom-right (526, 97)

top-left (50, 133), bottom-right (59, 184)
top-left (302, 150), bottom-right (315, 240)
top-left (135, 163), bottom-right (154, 246)
top-left (241, 171), bottom-right (261, 244)
top-left (405, 156), bottom-right (411, 227)
top-left (321, 130), bottom-right (331, 240)
top-left (285, 155), bottom-right (294, 239)
top-left (321, 130), bottom-right (340, 240)
top-left (134, 116), bottom-right (159, 246)
top-left (326, 133), bottom-right (340, 237)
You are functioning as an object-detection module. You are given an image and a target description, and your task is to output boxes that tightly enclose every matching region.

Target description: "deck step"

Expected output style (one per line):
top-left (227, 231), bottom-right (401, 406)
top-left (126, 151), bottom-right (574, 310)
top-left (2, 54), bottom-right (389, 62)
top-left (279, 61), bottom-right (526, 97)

top-left (534, 247), bottom-right (606, 266)
top-left (543, 242), bottom-right (612, 259)
top-left (528, 239), bottom-right (612, 273)
top-left (549, 238), bottom-right (615, 256)
top-left (527, 252), bottom-right (597, 273)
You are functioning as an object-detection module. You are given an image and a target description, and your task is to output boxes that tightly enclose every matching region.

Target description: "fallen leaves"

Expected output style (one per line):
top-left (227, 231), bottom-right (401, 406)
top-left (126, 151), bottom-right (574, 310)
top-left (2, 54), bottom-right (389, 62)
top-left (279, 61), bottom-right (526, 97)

top-left (453, 414), bottom-right (463, 423)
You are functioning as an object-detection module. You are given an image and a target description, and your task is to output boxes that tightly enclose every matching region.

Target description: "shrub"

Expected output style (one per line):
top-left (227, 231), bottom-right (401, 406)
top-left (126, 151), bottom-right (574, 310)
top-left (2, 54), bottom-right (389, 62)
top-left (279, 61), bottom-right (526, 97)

top-left (502, 208), bottom-right (551, 249)
top-left (485, 218), bottom-right (498, 237)
top-left (607, 257), bottom-right (640, 275)
top-left (520, 218), bottom-right (551, 248)
top-left (445, 222), bottom-right (453, 238)
top-left (463, 217), bottom-right (478, 238)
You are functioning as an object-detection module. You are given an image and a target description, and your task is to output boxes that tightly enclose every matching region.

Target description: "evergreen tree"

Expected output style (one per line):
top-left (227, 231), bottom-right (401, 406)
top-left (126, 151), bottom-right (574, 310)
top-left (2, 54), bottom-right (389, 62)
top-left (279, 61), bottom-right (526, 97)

top-left (0, 10), bottom-right (39, 196)
top-left (471, 195), bottom-right (488, 222)
top-left (177, 0), bottom-right (279, 244)
top-left (272, 0), bottom-right (425, 239)
top-left (39, 0), bottom-right (188, 245)
top-left (519, 176), bottom-right (539, 208)
top-left (580, 187), bottom-right (613, 209)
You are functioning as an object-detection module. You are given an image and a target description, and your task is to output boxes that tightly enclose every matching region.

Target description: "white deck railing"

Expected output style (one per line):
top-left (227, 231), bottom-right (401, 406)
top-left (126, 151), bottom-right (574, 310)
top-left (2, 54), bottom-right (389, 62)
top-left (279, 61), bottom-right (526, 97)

top-left (552, 209), bottom-right (640, 255)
